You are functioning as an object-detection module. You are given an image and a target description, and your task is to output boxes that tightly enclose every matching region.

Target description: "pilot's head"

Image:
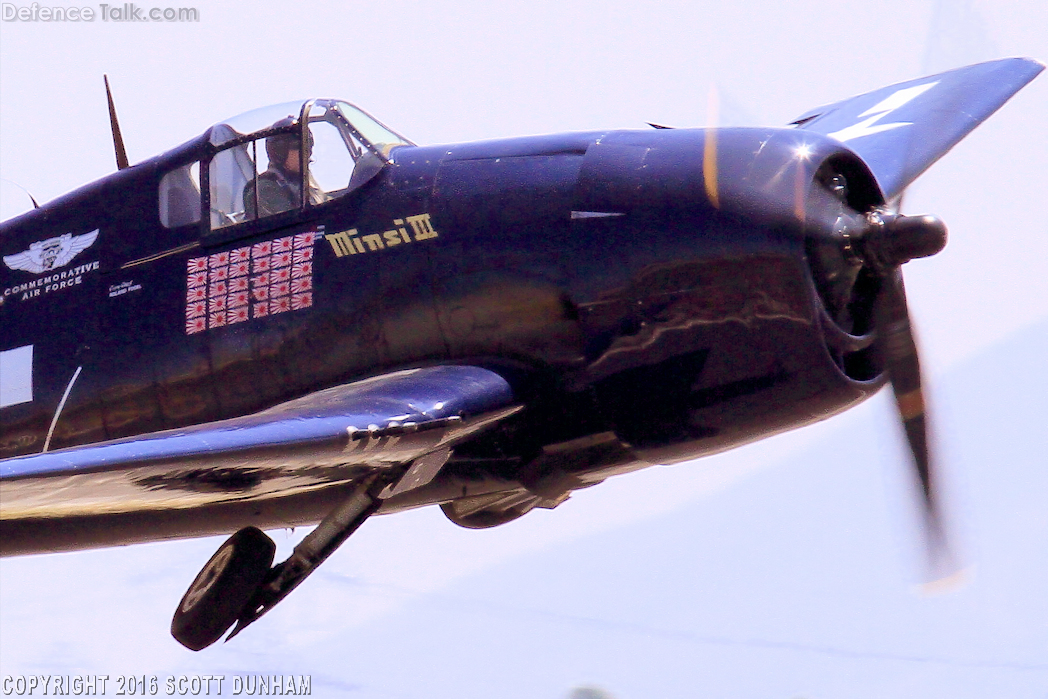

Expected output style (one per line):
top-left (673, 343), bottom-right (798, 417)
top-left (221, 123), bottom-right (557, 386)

top-left (265, 118), bottom-right (313, 175)
top-left (265, 132), bottom-right (302, 174)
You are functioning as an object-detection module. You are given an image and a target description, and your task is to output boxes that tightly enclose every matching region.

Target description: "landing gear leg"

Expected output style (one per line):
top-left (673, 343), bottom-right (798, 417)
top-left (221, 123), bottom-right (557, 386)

top-left (171, 474), bottom-right (387, 650)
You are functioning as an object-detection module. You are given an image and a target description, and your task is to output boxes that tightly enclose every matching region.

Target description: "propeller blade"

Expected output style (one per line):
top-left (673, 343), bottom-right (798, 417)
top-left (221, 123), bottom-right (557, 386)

top-left (801, 165), bottom-right (958, 582)
top-left (873, 271), bottom-right (954, 578)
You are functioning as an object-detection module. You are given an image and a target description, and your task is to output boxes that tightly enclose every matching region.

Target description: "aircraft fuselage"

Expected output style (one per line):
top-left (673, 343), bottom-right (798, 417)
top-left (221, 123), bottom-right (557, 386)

top-left (1, 125), bottom-right (881, 550)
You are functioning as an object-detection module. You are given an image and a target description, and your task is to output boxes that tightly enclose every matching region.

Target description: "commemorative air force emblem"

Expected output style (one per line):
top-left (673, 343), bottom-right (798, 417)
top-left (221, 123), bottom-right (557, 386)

top-left (3, 230), bottom-right (99, 274)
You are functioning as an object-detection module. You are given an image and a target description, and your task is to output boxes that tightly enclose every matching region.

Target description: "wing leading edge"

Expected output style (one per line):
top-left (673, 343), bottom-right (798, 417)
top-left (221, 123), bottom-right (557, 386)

top-left (0, 365), bottom-right (519, 555)
top-left (792, 57), bottom-right (1044, 201)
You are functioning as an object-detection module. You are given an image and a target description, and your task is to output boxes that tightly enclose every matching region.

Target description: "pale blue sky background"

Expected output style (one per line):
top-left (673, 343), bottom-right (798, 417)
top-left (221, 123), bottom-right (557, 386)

top-left (1, 1), bottom-right (1045, 696)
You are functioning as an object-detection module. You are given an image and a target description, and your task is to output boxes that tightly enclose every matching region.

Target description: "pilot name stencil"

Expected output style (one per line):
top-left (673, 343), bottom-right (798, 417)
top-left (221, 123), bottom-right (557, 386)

top-left (185, 230), bottom-right (316, 334)
top-left (108, 280), bottom-right (143, 298)
top-left (325, 213), bottom-right (438, 258)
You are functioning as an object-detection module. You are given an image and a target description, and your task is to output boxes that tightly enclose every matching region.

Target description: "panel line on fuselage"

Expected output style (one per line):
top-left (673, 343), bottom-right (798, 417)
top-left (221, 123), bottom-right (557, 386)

top-left (120, 241), bottom-right (201, 270)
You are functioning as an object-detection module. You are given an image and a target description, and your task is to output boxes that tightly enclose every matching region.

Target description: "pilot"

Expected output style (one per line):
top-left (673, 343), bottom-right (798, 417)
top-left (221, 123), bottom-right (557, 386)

top-left (245, 124), bottom-right (325, 218)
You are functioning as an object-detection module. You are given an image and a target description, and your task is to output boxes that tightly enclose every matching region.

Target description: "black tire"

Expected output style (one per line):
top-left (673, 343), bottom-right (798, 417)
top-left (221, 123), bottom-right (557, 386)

top-left (171, 526), bottom-right (275, 651)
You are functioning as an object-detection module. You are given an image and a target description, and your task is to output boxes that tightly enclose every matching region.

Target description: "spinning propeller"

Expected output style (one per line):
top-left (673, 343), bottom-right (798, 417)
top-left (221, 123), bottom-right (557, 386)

top-left (790, 60), bottom-right (1042, 580)
top-left (804, 172), bottom-right (956, 581)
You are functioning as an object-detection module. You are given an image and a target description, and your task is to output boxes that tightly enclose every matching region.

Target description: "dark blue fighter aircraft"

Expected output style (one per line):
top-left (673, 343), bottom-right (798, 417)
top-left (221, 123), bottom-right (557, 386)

top-left (0, 58), bottom-right (1042, 650)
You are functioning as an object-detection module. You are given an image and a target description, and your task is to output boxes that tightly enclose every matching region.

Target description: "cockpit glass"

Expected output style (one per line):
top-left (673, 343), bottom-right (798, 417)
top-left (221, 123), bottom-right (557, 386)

top-left (307, 118), bottom-right (357, 197)
top-left (205, 99), bottom-right (413, 229)
top-left (336, 102), bottom-right (412, 156)
top-left (208, 101), bottom-right (304, 146)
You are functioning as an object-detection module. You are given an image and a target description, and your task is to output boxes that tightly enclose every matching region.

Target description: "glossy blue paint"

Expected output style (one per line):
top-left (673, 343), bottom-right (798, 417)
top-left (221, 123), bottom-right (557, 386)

top-left (793, 57), bottom-right (1044, 200)
top-left (0, 366), bottom-right (514, 480)
top-left (0, 58), bottom-right (1042, 556)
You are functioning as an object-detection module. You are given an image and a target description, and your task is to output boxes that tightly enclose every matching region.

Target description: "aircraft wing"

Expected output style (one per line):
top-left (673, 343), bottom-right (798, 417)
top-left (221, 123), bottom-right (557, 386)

top-left (0, 365), bottom-right (520, 555)
top-left (791, 57), bottom-right (1044, 201)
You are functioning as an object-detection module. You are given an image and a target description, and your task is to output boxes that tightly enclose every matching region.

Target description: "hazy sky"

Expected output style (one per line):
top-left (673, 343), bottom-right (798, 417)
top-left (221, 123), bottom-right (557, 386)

top-left (1, 1), bottom-right (1045, 696)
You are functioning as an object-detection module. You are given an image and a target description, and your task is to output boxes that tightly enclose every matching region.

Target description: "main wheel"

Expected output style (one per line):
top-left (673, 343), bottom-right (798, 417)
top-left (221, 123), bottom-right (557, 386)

top-left (171, 526), bottom-right (275, 651)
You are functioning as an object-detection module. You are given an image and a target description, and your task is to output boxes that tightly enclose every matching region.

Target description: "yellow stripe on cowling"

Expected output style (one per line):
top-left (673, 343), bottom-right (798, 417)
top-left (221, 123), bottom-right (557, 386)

top-left (703, 85), bottom-right (720, 209)
top-left (703, 129), bottom-right (719, 209)
top-left (794, 162), bottom-right (807, 223)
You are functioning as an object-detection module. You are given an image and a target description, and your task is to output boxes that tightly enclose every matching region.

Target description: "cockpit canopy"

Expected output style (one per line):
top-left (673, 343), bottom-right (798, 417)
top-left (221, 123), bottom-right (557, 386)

top-left (207, 99), bottom-right (411, 152)
top-left (158, 99), bottom-right (412, 230)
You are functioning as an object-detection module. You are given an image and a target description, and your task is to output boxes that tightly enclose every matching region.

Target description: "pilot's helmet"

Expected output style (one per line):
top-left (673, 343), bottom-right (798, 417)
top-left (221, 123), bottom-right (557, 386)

top-left (264, 118), bottom-right (313, 168)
